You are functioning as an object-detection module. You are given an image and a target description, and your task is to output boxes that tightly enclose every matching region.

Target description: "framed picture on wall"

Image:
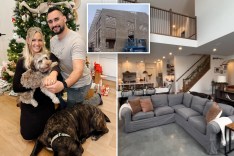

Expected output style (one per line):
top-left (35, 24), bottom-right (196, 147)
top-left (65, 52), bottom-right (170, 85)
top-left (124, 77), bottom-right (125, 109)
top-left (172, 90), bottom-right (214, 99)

top-left (214, 67), bottom-right (220, 73)
top-left (220, 69), bottom-right (224, 74)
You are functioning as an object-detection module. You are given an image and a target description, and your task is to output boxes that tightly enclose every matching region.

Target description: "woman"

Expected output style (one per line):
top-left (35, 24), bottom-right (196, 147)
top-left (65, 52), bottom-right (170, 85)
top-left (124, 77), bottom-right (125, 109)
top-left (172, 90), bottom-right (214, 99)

top-left (13, 27), bottom-right (59, 140)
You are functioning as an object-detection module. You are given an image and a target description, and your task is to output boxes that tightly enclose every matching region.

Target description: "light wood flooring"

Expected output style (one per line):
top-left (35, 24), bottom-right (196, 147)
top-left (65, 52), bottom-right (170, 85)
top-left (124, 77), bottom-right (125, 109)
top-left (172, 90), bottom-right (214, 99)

top-left (0, 80), bottom-right (116, 156)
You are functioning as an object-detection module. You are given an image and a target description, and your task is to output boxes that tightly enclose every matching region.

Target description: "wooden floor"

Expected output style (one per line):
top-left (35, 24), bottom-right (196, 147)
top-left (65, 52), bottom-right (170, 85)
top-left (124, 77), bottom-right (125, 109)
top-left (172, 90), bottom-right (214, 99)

top-left (0, 80), bottom-right (116, 156)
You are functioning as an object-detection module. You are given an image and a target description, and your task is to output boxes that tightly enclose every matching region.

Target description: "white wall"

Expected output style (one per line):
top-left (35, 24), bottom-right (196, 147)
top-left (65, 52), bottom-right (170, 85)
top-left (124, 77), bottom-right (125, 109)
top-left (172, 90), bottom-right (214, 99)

top-left (174, 55), bottom-right (227, 94)
top-left (195, 0), bottom-right (234, 46)
top-left (150, 34), bottom-right (197, 47)
top-left (88, 54), bottom-right (117, 81)
top-left (0, 0), bottom-right (15, 63)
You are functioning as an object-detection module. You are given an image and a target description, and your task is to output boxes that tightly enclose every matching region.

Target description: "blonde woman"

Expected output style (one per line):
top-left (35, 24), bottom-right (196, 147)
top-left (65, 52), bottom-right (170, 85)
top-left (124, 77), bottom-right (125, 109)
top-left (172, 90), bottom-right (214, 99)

top-left (13, 27), bottom-right (59, 140)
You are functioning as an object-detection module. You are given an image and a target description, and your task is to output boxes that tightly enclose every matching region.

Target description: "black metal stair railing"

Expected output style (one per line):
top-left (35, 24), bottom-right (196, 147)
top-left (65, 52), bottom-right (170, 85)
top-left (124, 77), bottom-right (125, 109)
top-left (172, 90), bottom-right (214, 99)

top-left (183, 55), bottom-right (210, 92)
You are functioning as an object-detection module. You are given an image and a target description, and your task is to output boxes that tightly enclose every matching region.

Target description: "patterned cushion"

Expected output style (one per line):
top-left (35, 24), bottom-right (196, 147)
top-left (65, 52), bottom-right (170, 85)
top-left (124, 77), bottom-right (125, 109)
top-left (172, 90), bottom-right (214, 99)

top-left (140, 98), bottom-right (154, 112)
top-left (205, 102), bottom-right (222, 123)
top-left (128, 97), bottom-right (142, 115)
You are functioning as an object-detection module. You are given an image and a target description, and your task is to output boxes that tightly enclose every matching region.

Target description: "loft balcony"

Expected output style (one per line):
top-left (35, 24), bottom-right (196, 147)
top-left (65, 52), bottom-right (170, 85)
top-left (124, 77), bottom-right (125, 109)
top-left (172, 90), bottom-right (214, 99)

top-left (120, 0), bottom-right (197, 40)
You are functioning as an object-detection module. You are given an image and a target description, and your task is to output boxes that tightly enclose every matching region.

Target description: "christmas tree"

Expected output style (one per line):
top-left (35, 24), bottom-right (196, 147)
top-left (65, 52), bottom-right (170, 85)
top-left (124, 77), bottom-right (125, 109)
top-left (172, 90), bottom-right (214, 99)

top-left (2, 0), bottom-right (79, 83)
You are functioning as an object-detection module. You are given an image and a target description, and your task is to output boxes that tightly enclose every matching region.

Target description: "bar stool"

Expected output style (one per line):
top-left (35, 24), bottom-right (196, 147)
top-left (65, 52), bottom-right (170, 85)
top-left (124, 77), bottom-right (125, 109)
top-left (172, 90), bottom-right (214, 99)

top-left (121, 90), bottom-right (133, 97)
top-left (133, 89), bottom-right (144, 96)
top-left (145, 87), bottom-right (156, 96)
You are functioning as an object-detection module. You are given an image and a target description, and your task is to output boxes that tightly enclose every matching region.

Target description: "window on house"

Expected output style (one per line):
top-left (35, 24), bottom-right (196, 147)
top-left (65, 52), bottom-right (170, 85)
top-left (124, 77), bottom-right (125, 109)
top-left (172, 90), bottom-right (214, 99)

top-left (106, 39), bottom-right (115, 49)
top-left (127, 21), bottom-right (134, 30)
top-left (128, 31), bottom-right (134, 36)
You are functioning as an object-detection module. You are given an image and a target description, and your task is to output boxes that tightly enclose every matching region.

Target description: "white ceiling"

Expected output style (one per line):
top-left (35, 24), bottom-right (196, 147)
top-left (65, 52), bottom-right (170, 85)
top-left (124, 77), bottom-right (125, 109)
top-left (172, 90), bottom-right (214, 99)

top-left (145, 0), bottom-right (195, 16)
top-left (150, 32), bottom-right (234, 60)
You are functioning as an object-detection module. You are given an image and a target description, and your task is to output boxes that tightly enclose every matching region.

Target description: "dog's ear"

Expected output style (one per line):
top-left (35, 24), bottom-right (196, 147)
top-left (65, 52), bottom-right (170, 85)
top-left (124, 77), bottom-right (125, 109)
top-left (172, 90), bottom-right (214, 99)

top-left (104, 113), bottom-right (111, 122)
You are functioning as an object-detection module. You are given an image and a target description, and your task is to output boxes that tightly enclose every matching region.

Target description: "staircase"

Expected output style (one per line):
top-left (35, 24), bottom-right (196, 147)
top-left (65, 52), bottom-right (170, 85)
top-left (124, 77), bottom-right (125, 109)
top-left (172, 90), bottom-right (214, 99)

top-left (182, 55), bottom-right (210, 92)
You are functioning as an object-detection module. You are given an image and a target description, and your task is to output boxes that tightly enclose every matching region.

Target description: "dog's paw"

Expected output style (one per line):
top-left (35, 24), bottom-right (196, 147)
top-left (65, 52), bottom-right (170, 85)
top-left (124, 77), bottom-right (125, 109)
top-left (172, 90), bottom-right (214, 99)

top-left (31, 101), bottom-right (38, 107)
top-left (52, 97), bottom-right (60, 104)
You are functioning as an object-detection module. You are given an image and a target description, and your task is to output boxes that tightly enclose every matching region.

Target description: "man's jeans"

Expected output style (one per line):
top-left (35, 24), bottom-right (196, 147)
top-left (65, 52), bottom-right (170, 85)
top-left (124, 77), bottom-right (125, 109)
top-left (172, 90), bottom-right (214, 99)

top-left (66, 82), bottom-right (92, 108)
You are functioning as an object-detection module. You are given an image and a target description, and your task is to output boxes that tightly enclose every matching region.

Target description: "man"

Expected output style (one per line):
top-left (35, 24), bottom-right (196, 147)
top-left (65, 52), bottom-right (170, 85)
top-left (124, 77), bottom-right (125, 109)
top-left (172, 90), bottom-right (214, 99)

top-left (45, 7), bottom-right (92, 107)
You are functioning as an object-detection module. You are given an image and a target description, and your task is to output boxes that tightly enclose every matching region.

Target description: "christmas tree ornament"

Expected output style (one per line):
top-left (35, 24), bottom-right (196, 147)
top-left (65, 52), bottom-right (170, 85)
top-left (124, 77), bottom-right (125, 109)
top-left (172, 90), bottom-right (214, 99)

top-left (35, 18), bottom-right (40, 23)
top-left (41, 21), bottom-right (47, 25)
top-left (21, 14), bottom-right (29, 22)
top-left (68, 13), bottom-right (73, 20)
top-left (13, 33), bottom-right (19, 40)
top-left (12, 17), bottom-right (16, 23)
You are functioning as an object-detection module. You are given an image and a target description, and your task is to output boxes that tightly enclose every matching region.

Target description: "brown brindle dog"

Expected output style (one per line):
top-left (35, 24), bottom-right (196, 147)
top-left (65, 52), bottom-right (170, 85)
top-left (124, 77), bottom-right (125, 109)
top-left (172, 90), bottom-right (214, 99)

top-left (30, 104), bottom-right (110, 156)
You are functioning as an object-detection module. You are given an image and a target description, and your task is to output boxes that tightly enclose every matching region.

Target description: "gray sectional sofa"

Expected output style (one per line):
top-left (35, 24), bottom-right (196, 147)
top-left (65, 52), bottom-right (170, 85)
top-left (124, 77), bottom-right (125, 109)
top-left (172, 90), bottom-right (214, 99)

top-left (120, 93), bottom-right (234, 155)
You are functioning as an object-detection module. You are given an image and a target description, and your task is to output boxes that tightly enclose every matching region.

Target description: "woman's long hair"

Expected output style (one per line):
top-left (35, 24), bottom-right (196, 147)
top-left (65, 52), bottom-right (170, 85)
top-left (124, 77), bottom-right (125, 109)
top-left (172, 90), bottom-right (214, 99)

top-left (23, 27), bottom-right (49, 69)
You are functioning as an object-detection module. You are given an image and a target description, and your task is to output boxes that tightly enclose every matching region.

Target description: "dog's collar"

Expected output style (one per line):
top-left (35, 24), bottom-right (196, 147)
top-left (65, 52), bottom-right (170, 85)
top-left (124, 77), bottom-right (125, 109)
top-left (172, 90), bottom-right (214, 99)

top-left (50, 133), bottom-right (71, 147)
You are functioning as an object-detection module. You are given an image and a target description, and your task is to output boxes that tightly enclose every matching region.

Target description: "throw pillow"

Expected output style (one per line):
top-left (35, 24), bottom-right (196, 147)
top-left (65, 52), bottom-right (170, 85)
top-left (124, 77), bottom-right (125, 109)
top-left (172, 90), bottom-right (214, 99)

top-left (140, 98), bottom-right (154, 112)
top-left (206, 102), bottom-right (222, 123)
top-left (128, 97), bottom-right (142, 115)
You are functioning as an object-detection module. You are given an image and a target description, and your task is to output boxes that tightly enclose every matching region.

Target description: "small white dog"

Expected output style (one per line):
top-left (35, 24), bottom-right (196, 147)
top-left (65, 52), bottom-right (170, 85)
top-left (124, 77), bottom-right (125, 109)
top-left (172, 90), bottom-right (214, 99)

top-left (19, 53), bottom-right (60, 107)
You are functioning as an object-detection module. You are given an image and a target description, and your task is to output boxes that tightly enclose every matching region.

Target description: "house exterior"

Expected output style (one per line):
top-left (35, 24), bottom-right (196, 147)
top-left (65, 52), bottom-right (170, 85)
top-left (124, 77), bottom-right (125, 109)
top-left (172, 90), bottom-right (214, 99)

top-left (88, 9), bottom-right (149, 52)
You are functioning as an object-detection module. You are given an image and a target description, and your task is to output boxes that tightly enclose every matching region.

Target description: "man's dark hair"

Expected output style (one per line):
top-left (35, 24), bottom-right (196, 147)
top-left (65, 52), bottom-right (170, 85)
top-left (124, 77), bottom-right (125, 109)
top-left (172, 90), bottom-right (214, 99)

top-left (47, 6), bottom-right (64, 15)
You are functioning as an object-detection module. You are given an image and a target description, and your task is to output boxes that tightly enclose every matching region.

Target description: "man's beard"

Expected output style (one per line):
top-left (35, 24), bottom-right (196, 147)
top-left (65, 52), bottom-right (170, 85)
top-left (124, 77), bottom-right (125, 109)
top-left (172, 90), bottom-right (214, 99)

top-left (52, 25), bottom-right (65, 35)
